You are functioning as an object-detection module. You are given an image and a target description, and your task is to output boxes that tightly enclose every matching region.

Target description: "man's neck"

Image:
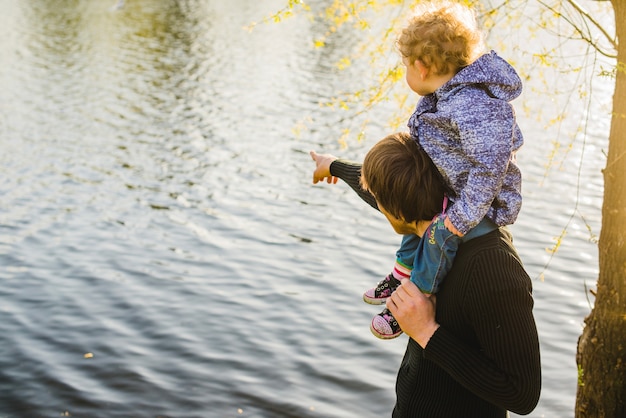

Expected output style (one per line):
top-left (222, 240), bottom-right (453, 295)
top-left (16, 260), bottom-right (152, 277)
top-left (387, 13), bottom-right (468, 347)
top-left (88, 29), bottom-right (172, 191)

top-left (414, 220), bottom-right (431, 238)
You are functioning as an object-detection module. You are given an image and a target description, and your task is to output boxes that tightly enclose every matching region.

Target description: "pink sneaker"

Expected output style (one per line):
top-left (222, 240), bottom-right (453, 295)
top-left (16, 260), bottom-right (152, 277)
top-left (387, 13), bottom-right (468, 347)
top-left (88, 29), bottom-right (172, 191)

top-left (370, 308), bottom-right (403, 339)
top-left (363, 274), bottom-right (401, 305)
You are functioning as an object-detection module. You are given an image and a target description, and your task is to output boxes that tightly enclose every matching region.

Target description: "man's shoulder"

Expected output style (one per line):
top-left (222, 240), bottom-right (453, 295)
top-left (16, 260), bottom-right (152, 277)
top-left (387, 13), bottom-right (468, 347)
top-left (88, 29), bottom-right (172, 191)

top-left (454, 229), bottom-right (524, 275)
top-left (460, 227), bottom-right (513, 249)
top-left (455, 228), bottom-right (530, 288)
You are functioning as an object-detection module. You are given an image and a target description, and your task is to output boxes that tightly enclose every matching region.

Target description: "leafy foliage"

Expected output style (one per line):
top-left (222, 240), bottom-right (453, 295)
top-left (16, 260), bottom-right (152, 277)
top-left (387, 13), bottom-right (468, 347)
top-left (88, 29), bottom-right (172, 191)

top-left (255, 0), bottom-right (615, 257)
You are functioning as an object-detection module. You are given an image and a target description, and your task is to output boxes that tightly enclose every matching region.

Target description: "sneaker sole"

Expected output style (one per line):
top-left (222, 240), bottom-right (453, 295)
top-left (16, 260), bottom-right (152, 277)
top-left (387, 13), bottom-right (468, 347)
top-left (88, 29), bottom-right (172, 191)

top-left (369, 323), bottom-right (403, 339)
top-left (362, 294), bottom-right (388, 305)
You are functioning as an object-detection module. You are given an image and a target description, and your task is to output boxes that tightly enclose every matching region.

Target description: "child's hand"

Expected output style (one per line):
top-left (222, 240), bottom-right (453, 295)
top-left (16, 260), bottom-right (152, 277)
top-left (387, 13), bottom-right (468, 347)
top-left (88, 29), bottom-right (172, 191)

top-left (444, 216), bottom-right (464, 237)
top-left (310, 151), bottom-right (339, 184)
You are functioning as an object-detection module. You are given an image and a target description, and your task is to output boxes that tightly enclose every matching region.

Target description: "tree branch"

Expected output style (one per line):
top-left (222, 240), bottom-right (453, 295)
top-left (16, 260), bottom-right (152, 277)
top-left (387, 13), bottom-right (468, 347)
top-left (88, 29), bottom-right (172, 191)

top-left (563, 0), bottom-right (617, 50)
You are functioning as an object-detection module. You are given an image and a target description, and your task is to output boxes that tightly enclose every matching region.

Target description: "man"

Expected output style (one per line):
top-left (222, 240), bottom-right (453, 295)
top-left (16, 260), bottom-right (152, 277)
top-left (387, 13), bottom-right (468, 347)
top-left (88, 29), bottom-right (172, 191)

top-left (310, 132), bottom-right (541, 417)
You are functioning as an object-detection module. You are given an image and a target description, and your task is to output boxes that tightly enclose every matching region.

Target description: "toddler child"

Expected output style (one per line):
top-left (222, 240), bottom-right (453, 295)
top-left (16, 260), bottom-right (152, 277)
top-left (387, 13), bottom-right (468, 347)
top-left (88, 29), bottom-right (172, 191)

top-left (365, 1), bottom-right (524, 339)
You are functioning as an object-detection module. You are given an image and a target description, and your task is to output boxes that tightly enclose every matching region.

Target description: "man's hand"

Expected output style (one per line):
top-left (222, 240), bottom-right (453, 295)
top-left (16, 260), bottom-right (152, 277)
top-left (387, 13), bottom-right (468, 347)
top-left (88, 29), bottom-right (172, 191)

top-left (310, 150), bottom-right (339, 184)
top-left (387, 279), bottom-right (440, 348)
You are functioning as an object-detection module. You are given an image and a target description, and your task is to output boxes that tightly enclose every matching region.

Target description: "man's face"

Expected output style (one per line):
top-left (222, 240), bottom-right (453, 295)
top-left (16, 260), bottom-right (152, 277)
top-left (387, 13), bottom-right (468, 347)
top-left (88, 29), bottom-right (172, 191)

top-left (378, 203), bottom-right (414, 235)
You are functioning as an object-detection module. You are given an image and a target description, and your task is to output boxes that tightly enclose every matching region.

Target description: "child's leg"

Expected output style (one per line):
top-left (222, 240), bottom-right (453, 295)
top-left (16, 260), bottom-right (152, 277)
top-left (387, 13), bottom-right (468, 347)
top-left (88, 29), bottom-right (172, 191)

top-left (411, 215), bottom-right (498, 293)
top-left (370, 217), bottom-right (498, 340)
top-left (363, 234), bottom-right (420, 305)
top-left (394, 233), bottom-right (420, 279)
top-left (410, 214), bottom-right (460, 294)
top-left (370, 217), bottom-right (459, 339)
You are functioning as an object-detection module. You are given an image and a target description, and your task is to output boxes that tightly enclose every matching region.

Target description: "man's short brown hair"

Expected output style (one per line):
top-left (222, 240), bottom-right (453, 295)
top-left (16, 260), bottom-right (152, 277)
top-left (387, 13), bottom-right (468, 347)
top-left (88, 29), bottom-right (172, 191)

top-left (361, 132), bottom-right (445, 223)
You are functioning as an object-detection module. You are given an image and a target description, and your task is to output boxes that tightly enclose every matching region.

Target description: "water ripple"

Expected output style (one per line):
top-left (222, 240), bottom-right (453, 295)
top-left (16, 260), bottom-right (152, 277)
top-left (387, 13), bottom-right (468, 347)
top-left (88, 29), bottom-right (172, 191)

top-left (0, 0), bottom-right (606, 417)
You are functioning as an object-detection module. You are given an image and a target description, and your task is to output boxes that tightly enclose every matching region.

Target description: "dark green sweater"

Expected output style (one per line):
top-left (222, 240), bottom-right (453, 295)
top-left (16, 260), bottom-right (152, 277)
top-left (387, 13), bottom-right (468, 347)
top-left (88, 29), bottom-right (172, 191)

top-left (330, 159), bottom-right (541, 417)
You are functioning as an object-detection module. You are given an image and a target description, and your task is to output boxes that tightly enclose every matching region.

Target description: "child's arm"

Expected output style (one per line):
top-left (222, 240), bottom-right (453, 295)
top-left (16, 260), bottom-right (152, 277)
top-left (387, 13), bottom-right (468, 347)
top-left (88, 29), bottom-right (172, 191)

top-left (447, 100), bottom-right (520, 235)
top-left (444, 216), bottom-right (464, 237)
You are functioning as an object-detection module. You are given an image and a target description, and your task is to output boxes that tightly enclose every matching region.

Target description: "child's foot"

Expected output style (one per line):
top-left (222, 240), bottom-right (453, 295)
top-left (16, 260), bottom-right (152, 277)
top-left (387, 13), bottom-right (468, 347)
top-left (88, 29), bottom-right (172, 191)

top-left (363, 273), bottom-right (401, 305)
top-left (370, 308), bottom-right (403, 339)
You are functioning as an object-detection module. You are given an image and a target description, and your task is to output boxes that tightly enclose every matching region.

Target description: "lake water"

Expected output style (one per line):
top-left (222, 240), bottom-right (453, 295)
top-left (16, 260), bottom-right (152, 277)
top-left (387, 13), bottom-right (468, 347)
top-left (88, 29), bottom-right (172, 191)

top-left (0, 1), bottom-right (610, 417)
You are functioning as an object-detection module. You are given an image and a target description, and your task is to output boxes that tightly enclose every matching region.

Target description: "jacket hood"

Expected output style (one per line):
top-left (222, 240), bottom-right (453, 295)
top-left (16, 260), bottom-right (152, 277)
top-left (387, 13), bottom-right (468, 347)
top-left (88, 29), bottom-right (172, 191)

top-left (439, 50), bottom-right (522, 102)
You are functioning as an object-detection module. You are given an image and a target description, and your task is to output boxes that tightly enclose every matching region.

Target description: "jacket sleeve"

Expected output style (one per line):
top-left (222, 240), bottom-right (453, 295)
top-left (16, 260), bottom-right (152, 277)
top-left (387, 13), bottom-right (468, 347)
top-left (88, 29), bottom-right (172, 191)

top-left (423, 249), bottom-right (542, 414)
top-left (446, 99), bottom-right (516, 234)
top-left (329, 159), bottom-right (379, 211)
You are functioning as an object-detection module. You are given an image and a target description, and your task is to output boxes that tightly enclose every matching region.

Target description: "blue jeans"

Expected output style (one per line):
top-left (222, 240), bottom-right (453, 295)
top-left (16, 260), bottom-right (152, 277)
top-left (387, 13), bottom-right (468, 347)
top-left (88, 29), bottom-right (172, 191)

top-left (396, 216), bottom-right (498, 294)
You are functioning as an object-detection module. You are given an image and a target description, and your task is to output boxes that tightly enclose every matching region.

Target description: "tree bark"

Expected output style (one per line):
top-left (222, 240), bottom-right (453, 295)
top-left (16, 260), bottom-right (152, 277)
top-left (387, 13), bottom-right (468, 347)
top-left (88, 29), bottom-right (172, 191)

top-left (575, 1), bottom-right (626, 417)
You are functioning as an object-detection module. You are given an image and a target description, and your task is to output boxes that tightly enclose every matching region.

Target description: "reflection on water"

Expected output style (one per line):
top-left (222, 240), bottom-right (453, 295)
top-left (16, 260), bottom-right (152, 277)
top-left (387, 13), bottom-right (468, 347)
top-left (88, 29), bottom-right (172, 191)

top-left (0, 0), bottom-right (605, 417)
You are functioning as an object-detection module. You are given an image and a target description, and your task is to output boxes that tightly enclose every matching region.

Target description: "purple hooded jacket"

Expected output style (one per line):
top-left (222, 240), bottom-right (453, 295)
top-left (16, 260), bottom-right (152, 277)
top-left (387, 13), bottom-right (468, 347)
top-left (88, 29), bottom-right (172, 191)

top-left (408, 51), bottom-right (523, 235)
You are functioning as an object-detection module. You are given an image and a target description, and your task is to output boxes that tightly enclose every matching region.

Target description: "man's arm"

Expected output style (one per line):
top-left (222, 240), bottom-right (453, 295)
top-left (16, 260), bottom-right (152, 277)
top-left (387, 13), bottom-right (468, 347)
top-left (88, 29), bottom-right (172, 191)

top-left (310, 151), bottom-right (378, 211)
top-left (425, 284), bottom-right (541, 414)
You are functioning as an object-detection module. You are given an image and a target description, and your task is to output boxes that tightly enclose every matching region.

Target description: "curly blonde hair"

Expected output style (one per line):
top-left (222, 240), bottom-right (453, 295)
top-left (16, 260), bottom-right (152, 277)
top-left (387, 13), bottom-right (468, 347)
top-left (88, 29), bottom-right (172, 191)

top-left (397, 1), bottom-right (485, 76)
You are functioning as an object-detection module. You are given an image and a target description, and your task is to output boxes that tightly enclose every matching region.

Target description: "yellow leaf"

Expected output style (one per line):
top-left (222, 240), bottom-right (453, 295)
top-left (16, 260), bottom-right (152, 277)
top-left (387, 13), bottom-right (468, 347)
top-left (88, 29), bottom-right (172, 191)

top-left (337, 57), bottom-right (351, 70)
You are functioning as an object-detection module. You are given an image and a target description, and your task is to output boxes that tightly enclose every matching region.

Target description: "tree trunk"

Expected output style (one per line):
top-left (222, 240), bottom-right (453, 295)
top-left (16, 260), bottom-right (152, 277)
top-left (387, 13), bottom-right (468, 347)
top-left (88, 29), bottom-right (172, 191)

top-left (575, 1), bottom-right (626, 417)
